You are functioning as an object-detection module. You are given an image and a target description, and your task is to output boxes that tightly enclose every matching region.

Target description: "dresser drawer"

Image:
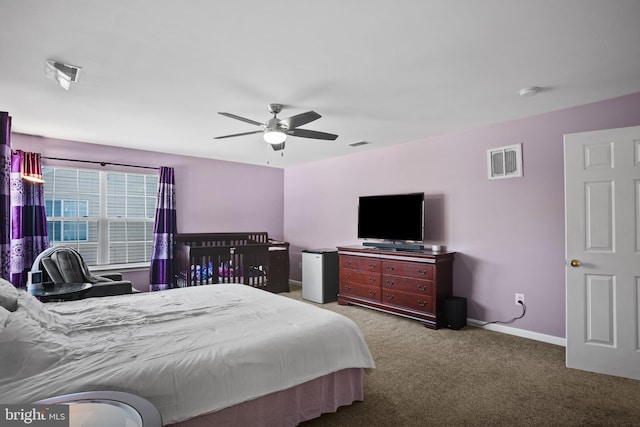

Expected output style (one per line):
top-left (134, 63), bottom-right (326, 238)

top-left (382, 260), bottom-right (433, 280)
top-left (340, 281), bottom-right (381, 302)
top-left (382, 275), bottom-right (433, 296)
top-left (340, 255), bottom-right (381, 272)
top-left (382, 289), bottom-right (434, 313)
top-left (341, 269), bottom-right (380, 286)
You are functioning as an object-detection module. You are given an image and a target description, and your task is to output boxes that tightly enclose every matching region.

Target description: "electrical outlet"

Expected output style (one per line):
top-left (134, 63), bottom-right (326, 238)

top-left (515, 293), bottom-right (524, 306)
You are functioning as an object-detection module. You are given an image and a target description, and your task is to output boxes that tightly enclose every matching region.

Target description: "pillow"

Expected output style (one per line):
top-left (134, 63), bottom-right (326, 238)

top-left (0, 277), bottom-right (19, 312)
top-left (16, 292), bottom-right (67, 330)
top-left (0, 306), bottom-right (9, 333)
top-left (0, 304), bottom-right (67, 386)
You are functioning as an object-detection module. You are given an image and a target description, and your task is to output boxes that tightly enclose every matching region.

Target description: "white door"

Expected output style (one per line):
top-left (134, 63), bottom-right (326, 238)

top-left (564, 125), bottom-right (640, 380)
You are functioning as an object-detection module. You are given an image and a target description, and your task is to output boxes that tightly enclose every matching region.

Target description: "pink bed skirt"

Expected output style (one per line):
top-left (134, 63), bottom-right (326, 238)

top-left (166, 368), bottom-right (365, 427)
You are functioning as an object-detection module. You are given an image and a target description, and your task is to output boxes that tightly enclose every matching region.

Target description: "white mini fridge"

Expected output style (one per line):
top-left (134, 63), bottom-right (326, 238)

top-left (302, 249), bottom-right (339, 303)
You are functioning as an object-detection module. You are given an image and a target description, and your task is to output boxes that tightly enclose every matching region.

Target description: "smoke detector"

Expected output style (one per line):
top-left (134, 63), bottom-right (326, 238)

top-left (45, 59), bottom-right (81, 90)
top-left (519, 87), bottom-right (540, 97)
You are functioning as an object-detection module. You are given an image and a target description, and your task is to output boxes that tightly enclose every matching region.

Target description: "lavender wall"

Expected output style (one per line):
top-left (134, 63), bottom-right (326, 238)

top-left (12, 134), bottom-right (284, 291)
top-left (284, 92), bottom-right (640, 339)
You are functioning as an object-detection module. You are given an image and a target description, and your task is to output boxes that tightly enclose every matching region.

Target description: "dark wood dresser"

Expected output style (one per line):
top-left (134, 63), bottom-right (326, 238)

top-left (337, 245), bottom-right (455, 329)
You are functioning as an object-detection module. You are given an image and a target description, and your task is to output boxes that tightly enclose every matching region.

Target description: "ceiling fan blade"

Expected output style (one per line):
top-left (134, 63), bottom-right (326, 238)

top-left (218, 112), bottom-right (264, 127)
top-left (279, 111), bottom-right (321, 129)
top-left (214, 130), bottom-right (263, 139)
top-left (288, 128), bottom-right (338, 141)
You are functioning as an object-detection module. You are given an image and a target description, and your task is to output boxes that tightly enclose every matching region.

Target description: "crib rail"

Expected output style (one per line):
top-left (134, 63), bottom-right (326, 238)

top-left (175, 243), bottom-right (270, 288)
top-left (174, 232), bottom-right (290, 293)
top-left (175, 232), bottom-right (269, 248)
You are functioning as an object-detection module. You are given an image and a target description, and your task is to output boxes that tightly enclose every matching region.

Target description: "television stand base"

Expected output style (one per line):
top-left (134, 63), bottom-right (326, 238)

top-left (362, 242), bottom-right (424, 251)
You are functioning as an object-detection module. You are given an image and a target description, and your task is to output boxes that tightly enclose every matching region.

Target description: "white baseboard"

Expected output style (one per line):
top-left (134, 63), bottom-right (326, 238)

top-left (467, 318), bottom-right (566, 347)
top-left (288, 281), bottom-right (565, 347)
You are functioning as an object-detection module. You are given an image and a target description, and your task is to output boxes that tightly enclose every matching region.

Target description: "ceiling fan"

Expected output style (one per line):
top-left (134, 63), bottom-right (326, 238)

top-left (214, 103), bottom-right (338, 151)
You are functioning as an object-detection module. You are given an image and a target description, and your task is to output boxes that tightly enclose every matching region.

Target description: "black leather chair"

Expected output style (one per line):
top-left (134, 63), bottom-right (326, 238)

top-left (31, 247), bottom-right (135, 298)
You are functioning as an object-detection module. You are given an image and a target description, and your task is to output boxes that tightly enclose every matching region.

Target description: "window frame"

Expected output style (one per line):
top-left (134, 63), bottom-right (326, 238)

top-left (43, 165), bottom-right (158, 269)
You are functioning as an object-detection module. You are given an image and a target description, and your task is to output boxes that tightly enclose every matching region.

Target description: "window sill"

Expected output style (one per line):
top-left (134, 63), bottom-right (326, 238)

top-left (89, 262), bottom-right (150, 274)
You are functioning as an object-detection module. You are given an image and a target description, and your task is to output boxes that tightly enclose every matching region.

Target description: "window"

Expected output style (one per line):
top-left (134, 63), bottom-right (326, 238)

top-left (43, 166), bottom-right (159, 267)
top-left (46, 200), bottom-right (90, 242)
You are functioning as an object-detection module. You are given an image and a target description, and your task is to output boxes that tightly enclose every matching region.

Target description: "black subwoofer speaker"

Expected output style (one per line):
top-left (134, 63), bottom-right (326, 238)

top-left (444, 296), bottom-right (467, 330)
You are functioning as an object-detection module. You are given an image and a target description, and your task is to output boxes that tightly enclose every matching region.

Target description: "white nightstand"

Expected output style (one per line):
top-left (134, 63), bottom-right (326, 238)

top-left (35, 391), bottom-right (162, 427)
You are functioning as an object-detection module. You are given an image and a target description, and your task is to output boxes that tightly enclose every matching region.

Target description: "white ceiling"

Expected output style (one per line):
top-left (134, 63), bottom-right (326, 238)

top-left (2, 0), bottom-right (640, 168)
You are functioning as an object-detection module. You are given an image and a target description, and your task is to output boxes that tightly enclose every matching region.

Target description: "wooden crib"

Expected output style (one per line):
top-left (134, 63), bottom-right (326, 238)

top-left (174, 232), bottom-right (290, 293)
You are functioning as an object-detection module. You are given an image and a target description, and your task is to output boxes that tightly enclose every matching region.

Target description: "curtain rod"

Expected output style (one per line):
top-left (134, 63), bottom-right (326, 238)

top-left (41, 156), bottom-right (159, 171)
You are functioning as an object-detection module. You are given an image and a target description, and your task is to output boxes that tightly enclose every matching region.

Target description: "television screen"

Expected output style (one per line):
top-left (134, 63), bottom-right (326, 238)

top-left (357, 193), bottom-right (424, 241)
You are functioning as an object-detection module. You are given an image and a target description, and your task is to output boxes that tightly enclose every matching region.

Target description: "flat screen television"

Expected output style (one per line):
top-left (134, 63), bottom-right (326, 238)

top-left (357, 192), bottom-right (424, 242)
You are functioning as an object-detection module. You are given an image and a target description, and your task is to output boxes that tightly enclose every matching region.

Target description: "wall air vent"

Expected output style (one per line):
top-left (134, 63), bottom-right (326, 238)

top-left (348, 141), bottom-right (370, 147)
top-left (487, 143), bottom-right (523, 180)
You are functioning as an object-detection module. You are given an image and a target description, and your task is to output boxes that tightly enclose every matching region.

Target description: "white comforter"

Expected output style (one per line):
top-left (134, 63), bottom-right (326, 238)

top-left (0, 285), bottom-right (375, 424)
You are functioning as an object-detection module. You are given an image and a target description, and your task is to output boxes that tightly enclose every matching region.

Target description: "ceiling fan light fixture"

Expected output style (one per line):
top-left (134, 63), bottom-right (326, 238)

top-left (264, 130), bottom-right (287, 145)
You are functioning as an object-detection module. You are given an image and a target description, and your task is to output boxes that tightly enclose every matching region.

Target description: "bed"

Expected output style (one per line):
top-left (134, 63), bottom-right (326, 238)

top-left (0, 280), bottom-right (375, 426)
top-left (174, 232), bottom-right (290, 293)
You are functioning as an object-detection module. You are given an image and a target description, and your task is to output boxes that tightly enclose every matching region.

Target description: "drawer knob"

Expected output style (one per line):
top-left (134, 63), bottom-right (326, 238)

top-left (368, 277), bottom-right (376, 283)
top-left (417, 300), bottom-right (427, 307)
top-left (386, 293), bottom-right (394, 300)
top-left (418, 269), bottom-right (428, 276)
top-left (369, 291), bottom-right (376, 297)
top-left (386, 280), bottom-right (394, 286)
top-left (386, 266), bottom-right (395, 271)
top-left (369, 264), bottom-right (377, 269)
top-left (345, 273), bottom-right (352, 279)
top-left (417, 285), bottom-right (427, 291)
top-left (343, 285), bottom-right (352, 290)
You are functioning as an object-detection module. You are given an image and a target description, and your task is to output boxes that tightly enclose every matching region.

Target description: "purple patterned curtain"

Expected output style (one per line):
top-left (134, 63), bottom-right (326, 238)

top-left (149, 166), bottom-right (176, 291)
top-left (0, 112), bottom-right (11, 280)
top-left (10, 150), bottom-right (49, 288)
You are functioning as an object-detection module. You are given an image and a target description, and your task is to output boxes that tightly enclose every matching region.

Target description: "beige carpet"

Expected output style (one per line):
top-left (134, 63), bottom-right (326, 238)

top-left (281, 286), bottom-right (640, 427)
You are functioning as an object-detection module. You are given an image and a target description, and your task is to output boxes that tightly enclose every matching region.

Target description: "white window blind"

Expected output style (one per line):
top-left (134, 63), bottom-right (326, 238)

top-left (43, 166), bottom-right (159, 267)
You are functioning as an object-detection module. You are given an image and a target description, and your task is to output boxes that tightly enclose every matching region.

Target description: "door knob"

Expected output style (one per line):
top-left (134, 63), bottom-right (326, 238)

top-left (570, 259), bottom-right (581, 267)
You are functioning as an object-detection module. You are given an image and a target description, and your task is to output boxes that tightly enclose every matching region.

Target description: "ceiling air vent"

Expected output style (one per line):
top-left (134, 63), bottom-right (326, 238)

top-left (45, 59), bottom-right (82, 90)
top-left (348, 141), bottom-right (370, 147)
top-left (487, 143), bottom-right (523, 180)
